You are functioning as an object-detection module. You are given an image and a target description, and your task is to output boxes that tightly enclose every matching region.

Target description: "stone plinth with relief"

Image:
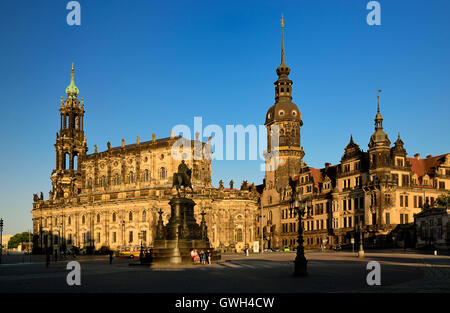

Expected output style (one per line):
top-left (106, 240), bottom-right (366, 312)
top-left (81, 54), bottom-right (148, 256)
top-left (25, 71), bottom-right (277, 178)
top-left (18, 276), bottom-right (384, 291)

top-left (151, 196), bottom-right (220, 264)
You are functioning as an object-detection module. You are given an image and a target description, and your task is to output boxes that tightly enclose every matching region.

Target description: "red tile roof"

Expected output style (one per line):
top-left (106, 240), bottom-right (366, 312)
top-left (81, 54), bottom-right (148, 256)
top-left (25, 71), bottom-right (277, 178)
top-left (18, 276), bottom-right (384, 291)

top-left (309, 168), bottom-right (322, 188)
top-left (408, 154), bottom-right (448, 177)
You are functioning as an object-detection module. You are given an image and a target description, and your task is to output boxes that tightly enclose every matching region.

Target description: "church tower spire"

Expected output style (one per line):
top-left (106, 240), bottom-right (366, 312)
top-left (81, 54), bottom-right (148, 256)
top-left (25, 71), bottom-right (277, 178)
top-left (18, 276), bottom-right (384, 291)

top-left (369, 90), bottom-right (390, 149)
top-left (65, 63), bottom-right (79, 99)
top-left (51, 64), bottom-right (87, 199)
top-left (264, 16), bottom-right (304, 192)
top-left (281, 14), bottom-right (286, 65)
top-left (375, 89), bottom-right (383, 130)
top-left (274, 15), bottom-right (292, 102)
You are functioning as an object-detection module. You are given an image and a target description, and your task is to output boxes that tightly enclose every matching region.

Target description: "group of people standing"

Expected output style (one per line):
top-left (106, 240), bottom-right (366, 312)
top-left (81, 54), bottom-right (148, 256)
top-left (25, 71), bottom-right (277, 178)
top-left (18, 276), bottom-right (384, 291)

top-left (190, 249), bottom-right (212, 264)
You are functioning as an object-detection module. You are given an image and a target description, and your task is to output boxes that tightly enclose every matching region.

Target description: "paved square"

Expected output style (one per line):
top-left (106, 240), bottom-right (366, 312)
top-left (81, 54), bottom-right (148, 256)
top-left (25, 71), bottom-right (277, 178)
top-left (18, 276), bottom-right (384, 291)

top-left (1, 250), bottom-right (449, 293)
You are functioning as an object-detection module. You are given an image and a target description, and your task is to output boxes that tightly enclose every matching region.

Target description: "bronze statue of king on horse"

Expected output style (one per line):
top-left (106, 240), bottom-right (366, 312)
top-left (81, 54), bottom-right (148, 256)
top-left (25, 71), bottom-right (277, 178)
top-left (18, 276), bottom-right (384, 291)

top-left (172, 160), bottom-right (194, 196)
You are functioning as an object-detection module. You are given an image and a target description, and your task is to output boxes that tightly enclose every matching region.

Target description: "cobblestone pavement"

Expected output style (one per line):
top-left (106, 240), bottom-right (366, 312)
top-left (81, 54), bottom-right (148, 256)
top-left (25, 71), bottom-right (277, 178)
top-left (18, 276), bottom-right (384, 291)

top-left (0, 251), bottom-right (449, 293)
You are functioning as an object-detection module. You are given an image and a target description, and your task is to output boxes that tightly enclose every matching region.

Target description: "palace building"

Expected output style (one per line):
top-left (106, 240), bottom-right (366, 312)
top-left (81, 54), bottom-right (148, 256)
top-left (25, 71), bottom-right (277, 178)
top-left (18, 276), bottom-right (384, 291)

top-left (31, 64), bottom-right (259, 254)
top-left (259, 23), bottom-right (450, 251)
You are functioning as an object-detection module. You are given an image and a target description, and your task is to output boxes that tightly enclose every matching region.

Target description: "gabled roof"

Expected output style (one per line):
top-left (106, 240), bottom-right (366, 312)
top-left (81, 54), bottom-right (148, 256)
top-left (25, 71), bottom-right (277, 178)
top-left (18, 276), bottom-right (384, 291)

top-left (407, 153), bottom-right (448, 177)
top-left (309, 168), bottom-right (322, 188)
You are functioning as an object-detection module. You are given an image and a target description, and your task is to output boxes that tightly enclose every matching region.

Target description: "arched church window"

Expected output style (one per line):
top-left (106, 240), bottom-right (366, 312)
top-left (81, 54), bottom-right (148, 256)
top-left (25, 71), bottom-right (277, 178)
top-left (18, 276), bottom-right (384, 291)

top-left (100, 176), bottom-right (106, 187)
top-left (128, 172), bottom-right (134, 184)
top-left (144, 169), bottom-right (149, 182)
top-left (280, 88), bottom-right (284, 92)
top-left (286, 88), bottom-right (290, 92)
top-left (97, 214), bottom-right (100, 223)
top-left (82, 215), bottom-right (85, 225)
top-left (112, 212), bottom-right (116, 222)
top-left (65, 153), bottom-right (69, 170)
top-left (142, 211), bottom-right (146, 222)
top-left (160, 167), bottom-right (167, 180)
top-left (68, 216), bottom-right (71, 225)
top-left (73, 155), bottom-right (78, 170)
top-left (236, 229), bottom-right (243, 242)
top-left (129, 211), bottom-right (133, 221)
top-left (114, 173), bottom-right (120, 185)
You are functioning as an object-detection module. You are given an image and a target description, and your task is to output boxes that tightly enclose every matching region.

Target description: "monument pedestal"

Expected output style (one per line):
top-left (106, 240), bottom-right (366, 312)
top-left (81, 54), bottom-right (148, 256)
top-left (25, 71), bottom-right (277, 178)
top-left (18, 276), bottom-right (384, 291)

top-left (151, 197), bottom-right (219, 264)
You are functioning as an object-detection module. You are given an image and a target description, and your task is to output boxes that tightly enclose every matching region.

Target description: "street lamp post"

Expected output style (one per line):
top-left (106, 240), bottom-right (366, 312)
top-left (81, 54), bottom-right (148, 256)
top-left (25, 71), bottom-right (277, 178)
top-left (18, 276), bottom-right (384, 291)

top-left (259, 212), bottom-right (264, 254)
top-left (0, 218), bottom-right (3, 264)
top-left (121, 220), bottom-right (125, 247)
top-left (58, 222), bottom-right (63, 254)
top-left (138, 231), bottom-right (143, 262)
top-left (351, 234), bottom-right (355, 253)
top-left (290, 193), bottom-right (308, 276)
top-left (39, 219), bottom-right (43, 253)
top-left (28, 229), bottom-right (32, 263)
top-left (358, 220), bottom-right (365, 258)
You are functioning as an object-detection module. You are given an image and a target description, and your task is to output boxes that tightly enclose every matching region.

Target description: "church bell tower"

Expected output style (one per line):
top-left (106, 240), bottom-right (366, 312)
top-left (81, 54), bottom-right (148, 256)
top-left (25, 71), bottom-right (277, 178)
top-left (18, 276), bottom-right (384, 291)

top-left (51, 64), bottom-right (87, 199)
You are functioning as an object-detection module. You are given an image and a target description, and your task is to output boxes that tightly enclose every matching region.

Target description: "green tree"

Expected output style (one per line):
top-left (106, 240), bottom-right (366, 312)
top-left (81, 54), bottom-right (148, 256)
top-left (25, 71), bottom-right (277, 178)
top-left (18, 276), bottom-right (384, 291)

top-left (7, 232), bottom-right (31, 249)
top-left (436, 193), bottom-right (450, 208)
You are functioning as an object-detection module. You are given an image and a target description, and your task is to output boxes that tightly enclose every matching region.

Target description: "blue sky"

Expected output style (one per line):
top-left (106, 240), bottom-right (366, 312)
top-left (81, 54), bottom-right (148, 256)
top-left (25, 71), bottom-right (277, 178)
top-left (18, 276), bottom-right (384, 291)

top-left (0, 0), bottom-right (449, 234)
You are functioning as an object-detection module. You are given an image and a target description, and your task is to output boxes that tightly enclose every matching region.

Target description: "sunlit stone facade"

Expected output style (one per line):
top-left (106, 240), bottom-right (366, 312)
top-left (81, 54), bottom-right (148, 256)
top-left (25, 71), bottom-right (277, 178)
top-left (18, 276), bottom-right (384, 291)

top-left (31, 66), bottom-right (259, 254)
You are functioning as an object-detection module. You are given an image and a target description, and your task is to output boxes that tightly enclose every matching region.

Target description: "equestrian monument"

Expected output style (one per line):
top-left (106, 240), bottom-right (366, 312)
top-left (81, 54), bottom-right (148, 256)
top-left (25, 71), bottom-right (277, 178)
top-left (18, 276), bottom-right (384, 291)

top-left (151, 160), bottom-right (219, 264)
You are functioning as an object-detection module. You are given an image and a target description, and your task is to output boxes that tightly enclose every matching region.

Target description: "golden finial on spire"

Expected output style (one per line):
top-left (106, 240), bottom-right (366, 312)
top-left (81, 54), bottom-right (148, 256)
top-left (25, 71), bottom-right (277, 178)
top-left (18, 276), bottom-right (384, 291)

top-left (72, 62), bottom-right (74, 71)
top-left (281, 14), bottom-right (285, 29)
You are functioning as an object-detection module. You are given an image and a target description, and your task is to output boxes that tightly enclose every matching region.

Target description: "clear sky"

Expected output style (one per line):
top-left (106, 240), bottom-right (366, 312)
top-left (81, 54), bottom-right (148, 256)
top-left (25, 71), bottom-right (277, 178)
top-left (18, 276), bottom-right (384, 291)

top-left (0, 0), bottom-right (449, 235)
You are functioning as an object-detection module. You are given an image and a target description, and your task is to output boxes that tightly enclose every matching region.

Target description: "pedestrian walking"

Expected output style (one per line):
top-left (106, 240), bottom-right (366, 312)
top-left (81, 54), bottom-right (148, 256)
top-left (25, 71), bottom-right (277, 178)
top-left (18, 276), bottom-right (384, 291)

top-left (190, 249), bottom-right (196, 264)
top-left (109, 251), bottom-right (113, 265)
top-left (195, 249), bottom-right (199, 264)
top-left (199, 250), bottom-right (205, 264)
top-left (207, 249), bottom-right (212, 264)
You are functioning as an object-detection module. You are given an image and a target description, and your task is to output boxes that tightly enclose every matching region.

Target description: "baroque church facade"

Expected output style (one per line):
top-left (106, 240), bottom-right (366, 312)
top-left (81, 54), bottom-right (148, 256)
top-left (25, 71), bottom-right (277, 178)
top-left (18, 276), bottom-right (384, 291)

top-left (31, 64), bottom-right (260, 254)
